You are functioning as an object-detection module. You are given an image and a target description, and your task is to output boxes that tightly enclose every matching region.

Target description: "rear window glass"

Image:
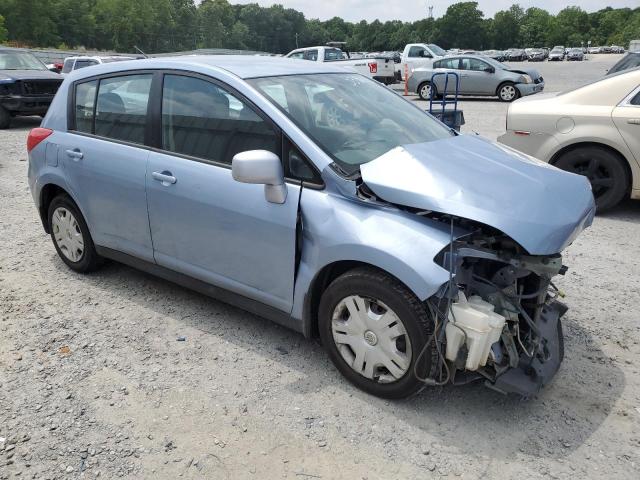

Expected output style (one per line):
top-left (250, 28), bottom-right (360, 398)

top-left (94, 74), bottom-right (152, 144)
top-left (74, 80), bottom-right (97, 133)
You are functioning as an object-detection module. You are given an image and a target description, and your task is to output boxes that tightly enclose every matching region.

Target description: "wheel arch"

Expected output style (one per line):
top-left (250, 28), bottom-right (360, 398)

top-left (38, 183), bottom-right (76, 234)
top-left (302, 260), bottom-right (424, 339)
top-left (549, 141), bottom-right (633, 197)
top-left (495, 80), bottom-right (516, 97)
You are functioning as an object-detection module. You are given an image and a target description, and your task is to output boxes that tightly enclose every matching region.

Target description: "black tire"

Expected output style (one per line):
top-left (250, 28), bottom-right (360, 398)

top-left (417, 81), bottom-right (437, 101)
top-left (47, 194), bottom-right (103, 273)
top-left (318, 267), bottom-right (438, 399)
top-left (0, 106), bottom-right (11, 129)
top-left (554, 146), bottom-right (629, 212)
top-left (497, 82), bottom-right (520, 102)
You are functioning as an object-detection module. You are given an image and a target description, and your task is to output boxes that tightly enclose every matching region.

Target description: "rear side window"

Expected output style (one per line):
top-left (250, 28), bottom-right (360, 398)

top-left (74, 80), bottom-right (97, 133)
top-left (94, 74), bottom-right (152, 144)
top-left (161, 74), bottom-right (279, 164)
top-left (74, 60), bottom-right (98, 70)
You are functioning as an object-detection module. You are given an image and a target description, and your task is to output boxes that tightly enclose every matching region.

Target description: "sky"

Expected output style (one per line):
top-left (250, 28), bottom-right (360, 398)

top-left (231, 0), bottom-right (640, 22)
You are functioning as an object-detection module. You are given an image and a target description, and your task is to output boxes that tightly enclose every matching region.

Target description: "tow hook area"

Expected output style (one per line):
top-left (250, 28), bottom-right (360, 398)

top-left (488, 299), bottom-right (567, 398)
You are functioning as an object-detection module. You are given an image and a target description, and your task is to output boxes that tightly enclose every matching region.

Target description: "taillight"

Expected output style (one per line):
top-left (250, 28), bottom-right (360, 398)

top-left (368, 62), bottom-right (377, 74)
top-left (27, 128), bottom-right (53, 153)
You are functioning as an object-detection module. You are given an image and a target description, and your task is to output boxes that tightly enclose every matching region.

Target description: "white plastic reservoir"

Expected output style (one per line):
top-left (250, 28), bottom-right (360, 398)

top-left (445, 293), bottom-right (506, 371)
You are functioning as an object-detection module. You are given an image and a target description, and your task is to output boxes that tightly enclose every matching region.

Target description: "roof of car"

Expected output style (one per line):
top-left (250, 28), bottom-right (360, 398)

top-left (67, 55), bottom-right (349, 80)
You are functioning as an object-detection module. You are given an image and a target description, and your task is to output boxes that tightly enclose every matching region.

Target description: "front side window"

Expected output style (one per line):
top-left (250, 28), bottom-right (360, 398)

top-left (94, 74), bottom-right (152, 144)
top-left (74, 80), bottom-right (97, 133)
top-left (249, 74), bottom-right (452, 175)
top-left (304, 50), bottom-right (319, 61)
top-left (161, 74), bottom-right (278, 164)
top-left (461, 58), bottom-right (489, 71)
top-left (74, 60), bottom-right (98, 70)
top-left (408, 46), bottom-right (426, 58)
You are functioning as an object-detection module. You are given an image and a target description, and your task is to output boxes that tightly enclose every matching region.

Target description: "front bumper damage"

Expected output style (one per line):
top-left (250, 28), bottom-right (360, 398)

top-left (431, 237), bottom-right (569, 398)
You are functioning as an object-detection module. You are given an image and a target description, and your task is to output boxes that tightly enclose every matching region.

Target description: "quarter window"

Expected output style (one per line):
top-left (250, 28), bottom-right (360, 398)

top-left (94, 74), bottom-right (152, 144)
top-left (631, 90), bottom-right (640, 106)
top-left (74, 80), bottom-right (97, 134)
top-left (161, 74), bottom-right (279, 164)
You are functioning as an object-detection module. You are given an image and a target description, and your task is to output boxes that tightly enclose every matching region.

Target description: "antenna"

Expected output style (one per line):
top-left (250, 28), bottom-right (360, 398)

top-left (428, 5), bottom-right (433, 19)
top-left (133, 45), bottom-right (148, 58)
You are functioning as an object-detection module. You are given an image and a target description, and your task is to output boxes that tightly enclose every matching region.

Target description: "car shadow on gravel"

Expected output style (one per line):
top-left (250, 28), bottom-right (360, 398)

top-left (56, 257), bottom-right (625, 463)
top-left (597, 199), bottom-right (640, 222)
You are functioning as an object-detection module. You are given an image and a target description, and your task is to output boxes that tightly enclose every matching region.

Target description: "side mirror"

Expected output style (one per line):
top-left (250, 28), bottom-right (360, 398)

top-left (484, 66), bottom-right (495, 73)
top-left (232, 150), bottom-right (287, 204)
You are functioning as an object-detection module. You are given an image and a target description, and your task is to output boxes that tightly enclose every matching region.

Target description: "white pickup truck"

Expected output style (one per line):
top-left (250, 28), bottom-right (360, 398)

top-left (285, 46), bottom-right (396, 85)
top-left (400, 43), bottom-right (447, 79)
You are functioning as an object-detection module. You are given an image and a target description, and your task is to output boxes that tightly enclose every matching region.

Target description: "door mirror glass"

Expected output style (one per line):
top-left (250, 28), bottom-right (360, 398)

top-left (232, 150), bottom-right (287, 204)
top-left (484, 66), bottom-right (495, 73)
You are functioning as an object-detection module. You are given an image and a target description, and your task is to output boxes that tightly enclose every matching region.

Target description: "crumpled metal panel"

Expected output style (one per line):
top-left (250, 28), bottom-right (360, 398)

top-left (360, 135), bottom-right (595, 255)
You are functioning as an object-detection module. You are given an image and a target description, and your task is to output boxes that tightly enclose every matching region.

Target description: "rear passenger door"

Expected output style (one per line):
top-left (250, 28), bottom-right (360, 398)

top-left (60, 72), bottom-right (155, 261)
top-left (145, 73), bottom-right (301, 313)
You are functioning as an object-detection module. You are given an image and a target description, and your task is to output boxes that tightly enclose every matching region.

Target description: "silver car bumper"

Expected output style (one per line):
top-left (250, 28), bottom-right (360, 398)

top-left (516, 82), bottom-right (544, 97)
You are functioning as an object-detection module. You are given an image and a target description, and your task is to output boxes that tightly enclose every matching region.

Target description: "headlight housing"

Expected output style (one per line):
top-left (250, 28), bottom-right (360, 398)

top-left (521, 74), bottom-right (532, 84)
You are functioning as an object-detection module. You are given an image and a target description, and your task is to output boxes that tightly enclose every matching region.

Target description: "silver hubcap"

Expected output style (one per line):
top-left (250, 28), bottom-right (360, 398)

top-left (420, 84), bottom-right (431, 99)
top-left (331, 295), bottom-right (412, 383)
top-left (52, 207), bottom-right (84, 262)
top-left (501, 85), bottom-right (516, 101)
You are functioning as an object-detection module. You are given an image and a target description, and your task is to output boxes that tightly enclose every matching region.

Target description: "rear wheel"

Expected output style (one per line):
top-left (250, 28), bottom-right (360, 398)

top-left (498, 82), bottom-right (520, 102)
top-left (418, 81), bottom-right (436, 101)
top-left (0, 106), bottom-right (10, 129)
top-left (48, 194), bottom-right (103, 272)
top-left (318, 267), bottom-right (437, 399)
top-left (554, 146), bottom-right (629, 212)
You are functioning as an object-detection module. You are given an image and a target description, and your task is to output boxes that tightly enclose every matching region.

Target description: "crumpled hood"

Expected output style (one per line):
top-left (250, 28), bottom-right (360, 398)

top-left (360, 135), bottom-right (595, 255)
top-left (506, 68), bottom-right (541, 79)
top-left (0, 69), bottom-right (62, 81)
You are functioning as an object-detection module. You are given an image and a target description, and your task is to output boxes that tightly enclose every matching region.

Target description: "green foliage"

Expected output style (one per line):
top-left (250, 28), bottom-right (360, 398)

top-left (0, 0), bottom-right (637, 53)
top-left (0, 14), bottom-right (6, 43)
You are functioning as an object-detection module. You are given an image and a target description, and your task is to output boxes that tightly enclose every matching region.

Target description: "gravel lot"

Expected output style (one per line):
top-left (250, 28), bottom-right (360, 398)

top-left (1, 54), bottom-right (639, 480)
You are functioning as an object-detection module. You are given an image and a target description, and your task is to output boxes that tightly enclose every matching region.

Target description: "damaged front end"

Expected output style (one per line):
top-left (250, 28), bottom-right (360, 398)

top-left (430, 224), bottom-right (568, 398)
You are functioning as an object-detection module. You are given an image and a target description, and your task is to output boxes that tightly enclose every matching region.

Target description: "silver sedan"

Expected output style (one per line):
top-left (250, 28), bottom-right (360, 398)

top-left (407, 55), bottom-right (545, 102)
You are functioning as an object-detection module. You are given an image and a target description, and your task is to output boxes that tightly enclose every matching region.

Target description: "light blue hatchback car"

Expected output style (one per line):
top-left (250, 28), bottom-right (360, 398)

top-left (28, 56), bottom-right (595, 399)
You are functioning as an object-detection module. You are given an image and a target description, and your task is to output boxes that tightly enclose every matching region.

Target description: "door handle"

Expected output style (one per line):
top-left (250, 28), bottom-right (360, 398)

top-left (152, 171), bottom-right (177, 185)
top-left (627, 118), bottom-right (640, 125)
top-left (65, 149), bottom-right (83, 160)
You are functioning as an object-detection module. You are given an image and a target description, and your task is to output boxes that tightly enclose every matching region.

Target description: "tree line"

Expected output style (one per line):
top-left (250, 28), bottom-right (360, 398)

top-left (0, 0), bottom-right (638, 54)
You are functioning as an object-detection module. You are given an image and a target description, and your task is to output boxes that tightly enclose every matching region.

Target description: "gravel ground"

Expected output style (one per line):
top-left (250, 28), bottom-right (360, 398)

top-left (1, 54), bottom-right (640, 480)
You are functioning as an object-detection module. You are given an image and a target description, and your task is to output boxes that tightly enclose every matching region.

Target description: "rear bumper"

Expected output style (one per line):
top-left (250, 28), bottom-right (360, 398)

top-left (497, 130), bottom-right (558, 161)
top-left (0, 95), bottom-right (54, 115)
top-left (516, 82), bottom-right (545, 97)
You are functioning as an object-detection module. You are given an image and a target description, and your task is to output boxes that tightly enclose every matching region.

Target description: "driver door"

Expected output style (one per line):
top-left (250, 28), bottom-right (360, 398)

top-left (459, 57), bottom-right (494, 95)
top-left (146, 73), bottom-right (301, 313)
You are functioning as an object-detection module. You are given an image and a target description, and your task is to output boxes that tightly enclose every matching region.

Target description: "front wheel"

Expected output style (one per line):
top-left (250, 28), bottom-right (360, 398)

top-left (498, 83), bottom-right (520, 102)
top-left (554, 146), bottom-right (629, 212)
top-left (318, 267), bottom-right (437, 399)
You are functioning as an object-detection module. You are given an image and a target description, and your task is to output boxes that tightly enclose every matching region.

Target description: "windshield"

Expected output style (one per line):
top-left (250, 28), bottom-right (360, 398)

top-left (0, 51), bottom-right (47, 70)
top-left (427, 44), bottom-right (446, 57)
top-left (248, 73), bottom-right (453, 175)
top-left (551, 48), bottom-right (563, 53)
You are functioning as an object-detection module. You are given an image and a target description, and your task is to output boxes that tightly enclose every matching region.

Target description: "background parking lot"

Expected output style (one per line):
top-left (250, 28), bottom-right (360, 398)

top-left (1, 54), bottom-right (639, 480)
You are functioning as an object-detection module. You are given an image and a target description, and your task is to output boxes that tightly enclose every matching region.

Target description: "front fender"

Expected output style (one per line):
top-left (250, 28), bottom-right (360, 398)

top-left (291, 188), bottom-right (469, 325)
